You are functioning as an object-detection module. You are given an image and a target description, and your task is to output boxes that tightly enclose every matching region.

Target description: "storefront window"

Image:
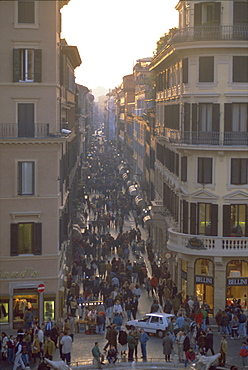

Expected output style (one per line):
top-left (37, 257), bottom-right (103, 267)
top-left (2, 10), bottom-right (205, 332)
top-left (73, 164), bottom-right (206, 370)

top-left (0, 299), bottom-right (9, 323)
top-left (226, 260), bottom-right (248, 309)
top-left (195, 259), bottom-right (214, 309)
top-left (44, 300), bottom-right (55, 321)
top-left (13, 289), bottom-right (38, 329)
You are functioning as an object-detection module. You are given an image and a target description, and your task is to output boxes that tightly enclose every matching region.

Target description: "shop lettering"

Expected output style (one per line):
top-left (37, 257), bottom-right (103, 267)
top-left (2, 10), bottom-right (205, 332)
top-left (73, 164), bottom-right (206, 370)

top-left (0, 268), bottom-right (38, 279)
top-left (195, 276), bottom-right (213, 284)
top-left (227, 278), bottom-right (247, 286)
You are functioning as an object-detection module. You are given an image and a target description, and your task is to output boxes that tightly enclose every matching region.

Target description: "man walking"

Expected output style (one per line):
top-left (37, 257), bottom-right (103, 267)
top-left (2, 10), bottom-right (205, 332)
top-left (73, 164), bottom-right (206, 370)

top-left (139, 328), bottom-right (149, 359)
top-left (60, 331), bottom-right (72, 365)
top-left (92, 342), bottom-right (104, 369)
top-left (219, 336), bottom-right (228, 367)
top-left (13, 337), bottom-right (25, 370)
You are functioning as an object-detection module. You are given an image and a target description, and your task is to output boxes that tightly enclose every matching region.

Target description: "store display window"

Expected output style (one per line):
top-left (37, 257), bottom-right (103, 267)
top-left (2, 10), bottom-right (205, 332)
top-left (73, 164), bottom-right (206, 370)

top-left (13, 289), bottom-right (38, 329)
top-left (195, 259), bottom-right (214, 309)
top-left (0, 299), bottom-right (9, 323)
top-left (226, 260), bottom-right (248, 309)
top-left (44, 298), bottom-right (55, 321)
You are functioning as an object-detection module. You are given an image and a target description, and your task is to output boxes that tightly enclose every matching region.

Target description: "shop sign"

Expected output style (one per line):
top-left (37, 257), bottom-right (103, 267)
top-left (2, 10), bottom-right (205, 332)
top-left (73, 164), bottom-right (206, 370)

top-left (227, 277), bottom-right (248, 286)
top-left (181, 270), bottom-right (187, 280)
top-left (195, 275), bottom-right (213, 285)
top-left (0, 267), bottom-right (38, 279)
top-left (186, 237), bottom-right (207, 250)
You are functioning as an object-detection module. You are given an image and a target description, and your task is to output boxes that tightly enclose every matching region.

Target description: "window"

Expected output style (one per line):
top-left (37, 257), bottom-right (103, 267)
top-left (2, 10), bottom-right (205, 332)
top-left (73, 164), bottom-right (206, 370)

top-left (181, 156), bottom-right (187, 182)
top-left (198, 158), bottom-right (212, 184)
top-left (231, 205), bottom-right (246, 236)
top-left (194, 2), bottom-right (220, 26)
top-left (199, 56), bottom-right (214, 82)
top-left (198, 203), bottom-right (211, 235)
top-left (232, 104), bottom-right (247, 131)
top-left (18, 161), bottom-right (34, 195)
top-left (13, 49), bottom-right (42, 83)
top-left (233, 2), bottom-right (248, 25)
top-left (18, 0), bottom-right (35, 24)
top-left (199, 104), bottom-right (212, 131)
top-left (10, 223), bottom-right (42, 256)
top-left (233, 57), bottom-right (248, 83)
top-left (231, 159), bottom-right (248, 185)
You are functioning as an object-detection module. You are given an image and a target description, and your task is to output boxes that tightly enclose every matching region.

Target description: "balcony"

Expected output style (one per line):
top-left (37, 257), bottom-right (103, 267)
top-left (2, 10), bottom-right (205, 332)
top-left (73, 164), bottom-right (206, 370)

top-left (167, 228), bottom-right (248, 257)
top-left (0, 123), bottom-right (50, 139)
top-left (161, 130), bottom-right (248, 146)
top-left (169, 25), bottom-right (248, 44)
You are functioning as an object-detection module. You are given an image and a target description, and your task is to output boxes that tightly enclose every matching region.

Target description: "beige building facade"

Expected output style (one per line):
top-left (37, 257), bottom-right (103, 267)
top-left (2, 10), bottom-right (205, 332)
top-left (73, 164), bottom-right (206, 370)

top-left (0, 0), bottom-right (82, 329)
top-left (150, 0), bottom-right (248, 313)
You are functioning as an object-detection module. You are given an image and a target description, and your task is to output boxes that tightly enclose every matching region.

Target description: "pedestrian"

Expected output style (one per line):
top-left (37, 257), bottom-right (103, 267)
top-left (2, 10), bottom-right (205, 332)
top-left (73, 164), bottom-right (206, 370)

top-left (92, 341), bottom-right (104, 369)
top-left (7, 335), bottom-right (14, 363)
top-left (239, 341), bottom-right (248, 369)
top-left (176, 330), bottom-right (186, 362)
top-left (127, 331), bottom-right (136, 361)
top-left (139, 328), bottom-right (149, 359)
top-left (205, 327), bottom-right (215, 355)
top-left (31, 334), bottom-right (40, 364)
top-left (43, 335), bottom-right (55, 360)
top-left (13, 337), bottom-right (25, 370)
top-left (24, 308), bottom-right (34, 330)
top-left (130, 295), bottom-right (138, 319)
top-left (172, 295), bottom-right (181, 316)
top-left (162, 332), bottom-right (173, 362)
top-left (184, 347), bottom-right (195, 368)
top-left (107, 345), bottom-right (118, 364)
top-left (219, 336), bottom-right (228, 367)
top-left (230, 314), bottom-right (239, 339)
top-left (60, 331), bottom-right (72, 365)
top-left (118, 328), bottom-right (128, 357)
top-left (131, 326), bottom-right (140, 359)
top-left (238, 310), bottom-right (247, 338)
top-left (1, 332), bottom-right (8, 361)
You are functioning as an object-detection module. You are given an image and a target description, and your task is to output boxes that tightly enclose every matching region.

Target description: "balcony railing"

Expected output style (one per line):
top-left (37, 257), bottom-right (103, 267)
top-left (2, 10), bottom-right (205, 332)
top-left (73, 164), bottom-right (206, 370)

top-left (167, 228), bottom-right (248, 257)
top-left (169, 25), bottom-right (248, 44)
top-left (162, 130), bottom-right (248, 146)
top-left (0, 123), bottom-right (50, 139)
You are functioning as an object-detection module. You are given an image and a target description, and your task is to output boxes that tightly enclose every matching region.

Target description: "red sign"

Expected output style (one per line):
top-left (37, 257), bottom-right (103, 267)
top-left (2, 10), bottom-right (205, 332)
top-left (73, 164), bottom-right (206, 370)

top-left (37, 283), bottom-right (45, 293)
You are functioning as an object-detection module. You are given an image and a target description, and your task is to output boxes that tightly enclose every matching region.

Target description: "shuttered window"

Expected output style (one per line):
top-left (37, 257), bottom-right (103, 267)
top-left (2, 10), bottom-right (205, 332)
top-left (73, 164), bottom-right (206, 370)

top-left (10, 223), bottom-right (42, 256)
top-left (181, 156), bottom-right (187, 182)
top-left (233, 56), bottom-right (248, 83)
top-left (182, 58), bottom-right (188, 83)
top-left (198, 157), bottom-right (213, 184)
top-left (182, 200), bottom-right (188, 234)
top-left (199, 56), bottom-right (214, 82)
top-left (13, 49), bottom-right (42, 83)
top-left (18, 0), bottom-right (35, 24)
top-left (231, 159), bottom-right (248, 185)
top-left (233, 2), bottom-right (248, 25)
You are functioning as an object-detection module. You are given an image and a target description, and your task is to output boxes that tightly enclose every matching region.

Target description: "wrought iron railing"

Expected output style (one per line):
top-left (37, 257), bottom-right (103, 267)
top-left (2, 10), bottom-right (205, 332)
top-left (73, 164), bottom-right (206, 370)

top-left (162, 130), bottom-right (248, 146)
top-left (169, 25), bottom-right (248, 44)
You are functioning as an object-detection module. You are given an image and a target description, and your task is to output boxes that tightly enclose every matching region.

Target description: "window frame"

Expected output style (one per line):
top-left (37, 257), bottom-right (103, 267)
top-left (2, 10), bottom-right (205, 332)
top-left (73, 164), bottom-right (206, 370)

top-left (17, 161), bottom-right (35, 196)
top-left (197, 157), bottom-right (213, 184)
top-left (199, 56), bottom-right (214, 83)
top-left (233, 56), bottom-right (248, 83)
top-left (14, 0), bottom-right (39, 29)
top-left (231, 158), bottom-right (248, 185)
top-left (10, 222), bottom-right (42, 256)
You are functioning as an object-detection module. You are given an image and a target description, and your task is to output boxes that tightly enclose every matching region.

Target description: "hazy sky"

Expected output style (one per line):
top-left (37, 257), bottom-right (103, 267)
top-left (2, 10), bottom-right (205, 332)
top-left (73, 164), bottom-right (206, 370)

top-left (61, 0), bottom-right (179, 91)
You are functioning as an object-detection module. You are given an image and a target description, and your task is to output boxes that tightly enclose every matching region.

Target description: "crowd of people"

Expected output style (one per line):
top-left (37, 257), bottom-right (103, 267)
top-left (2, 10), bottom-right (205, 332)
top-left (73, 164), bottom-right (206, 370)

top-left (1, 142), bottom-right (247, 370)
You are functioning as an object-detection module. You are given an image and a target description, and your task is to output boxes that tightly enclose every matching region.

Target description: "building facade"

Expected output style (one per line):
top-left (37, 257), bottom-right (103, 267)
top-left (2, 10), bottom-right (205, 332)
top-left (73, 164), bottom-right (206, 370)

top-left (0, 0), bottom-right (82, 329)
top-left (150, 0), bottom-right (248, 312)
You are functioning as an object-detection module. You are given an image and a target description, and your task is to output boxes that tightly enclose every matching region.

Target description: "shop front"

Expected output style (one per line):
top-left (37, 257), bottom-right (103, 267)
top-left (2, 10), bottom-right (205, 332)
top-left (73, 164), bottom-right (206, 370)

top-left (195, 258), bottom-right (214, 309)
top-left (226, 260), bottom-right (248, 309)
top-left (0, 282), bottom-right (59, 330)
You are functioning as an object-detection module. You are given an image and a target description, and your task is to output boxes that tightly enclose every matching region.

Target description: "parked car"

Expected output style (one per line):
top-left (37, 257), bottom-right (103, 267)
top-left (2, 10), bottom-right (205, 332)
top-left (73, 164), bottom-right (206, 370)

top-left (126, 312), bottom-right (175, 338)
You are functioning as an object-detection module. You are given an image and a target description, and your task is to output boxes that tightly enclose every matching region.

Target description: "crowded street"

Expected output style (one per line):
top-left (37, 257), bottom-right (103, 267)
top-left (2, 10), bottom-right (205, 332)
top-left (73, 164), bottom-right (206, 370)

top-left (1, 139), bottom-right (246, 370)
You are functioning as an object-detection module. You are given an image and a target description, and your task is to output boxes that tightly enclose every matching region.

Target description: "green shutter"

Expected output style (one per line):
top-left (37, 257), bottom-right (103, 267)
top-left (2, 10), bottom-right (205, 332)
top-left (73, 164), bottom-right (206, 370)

top-left (34, 49), bottom-right (42, 83)
top-left (192, 104), bottom-right (198, 132)
top-left (10, 224), bottom-right (19, 256)
top-left (194, 3), bottom-right (202, 26)
top-left (33, 223), bottom-right (42, 255)
top-left (223, 205), bottom-right (231, 237)
top-left (210, 204), bottom-right (218, 236)
top-left (212, 104), bottom-right (220, 132)
top-left (224, 104), bottom-right (232, 132)
top-left (13, 49), bottom-right (20, 82)
top-left (190, 203), bottom-right (197, 234)
top-left (183, 200), bottom-right (188, 234)
top-left (184, 103), bottom-right (190, 132)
